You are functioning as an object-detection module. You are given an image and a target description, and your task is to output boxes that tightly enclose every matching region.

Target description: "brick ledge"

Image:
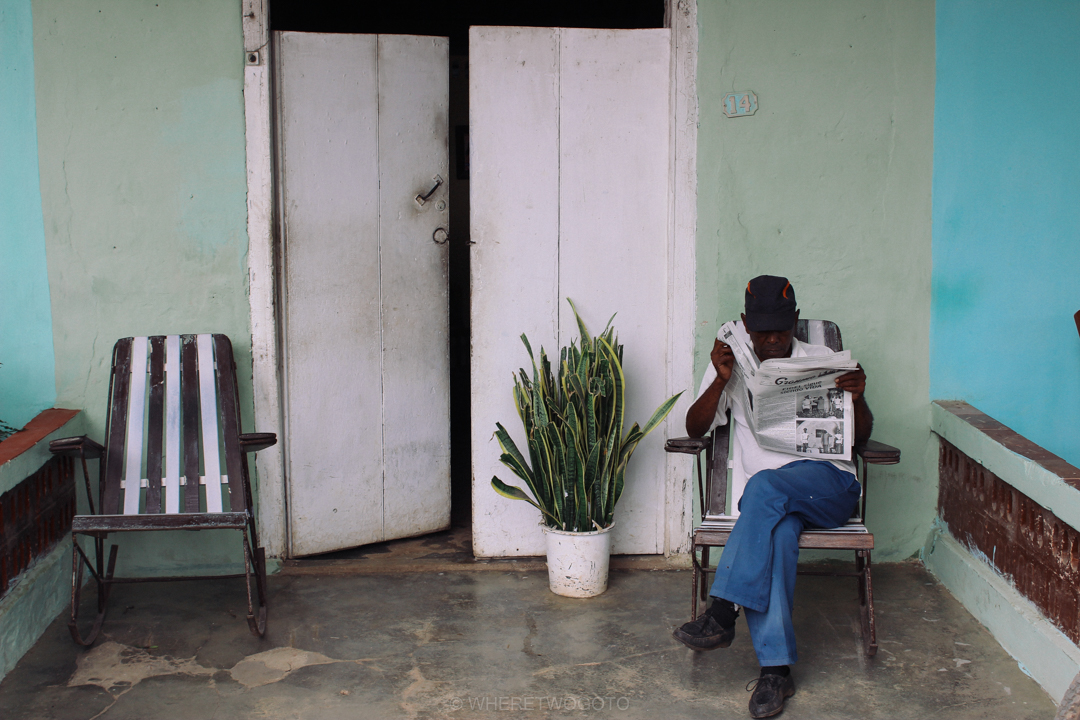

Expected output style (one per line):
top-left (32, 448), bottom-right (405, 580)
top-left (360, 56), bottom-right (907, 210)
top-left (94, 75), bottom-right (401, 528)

top-left (0, 409), bottom-right (79, 467)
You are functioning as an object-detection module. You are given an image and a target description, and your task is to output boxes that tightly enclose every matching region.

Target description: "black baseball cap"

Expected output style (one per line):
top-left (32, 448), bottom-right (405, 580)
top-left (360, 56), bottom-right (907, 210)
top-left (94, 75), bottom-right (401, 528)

top-left (743, 275), bottom-right (798, 332)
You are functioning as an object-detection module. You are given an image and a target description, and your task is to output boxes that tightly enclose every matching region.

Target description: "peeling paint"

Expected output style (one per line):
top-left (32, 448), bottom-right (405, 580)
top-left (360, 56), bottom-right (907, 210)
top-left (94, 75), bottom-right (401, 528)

top-left (67, 641), bottom-right (345, 694)
top-left (68, 642), bottom-right (214, 696)
top-left (229, 646), bottom-right (338, 688)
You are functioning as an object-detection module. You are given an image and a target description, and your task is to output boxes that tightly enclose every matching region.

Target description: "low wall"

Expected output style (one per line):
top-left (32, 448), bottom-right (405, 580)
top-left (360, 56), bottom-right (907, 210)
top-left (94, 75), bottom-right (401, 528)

top-left (0, 409), bottom-right (85, 681)
top-left (927, 400), bottom-right (1080, 703)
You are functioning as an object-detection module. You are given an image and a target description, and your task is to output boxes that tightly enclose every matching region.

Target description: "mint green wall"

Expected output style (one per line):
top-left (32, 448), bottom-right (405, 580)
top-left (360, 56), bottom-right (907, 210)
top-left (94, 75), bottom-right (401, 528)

top-left (696, 0), bottom-right (936, 560)
top-left (0, 0), bottom-right (55, 428)
top-left (32, 0), bottom-right (252, 574)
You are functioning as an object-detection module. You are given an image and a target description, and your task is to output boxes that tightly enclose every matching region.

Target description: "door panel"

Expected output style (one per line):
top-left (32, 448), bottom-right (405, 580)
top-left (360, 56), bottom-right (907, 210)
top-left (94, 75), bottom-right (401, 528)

top-left (469, 27), bottom-right (561, 557)
top-left (557, 29), bottom-right (671, 554)
top-left (377, 35), bottom-right (452, 539)
top-left (276, 32), bottom-right (450, 556)
top-left (470, 27), bottom-right (671, 557)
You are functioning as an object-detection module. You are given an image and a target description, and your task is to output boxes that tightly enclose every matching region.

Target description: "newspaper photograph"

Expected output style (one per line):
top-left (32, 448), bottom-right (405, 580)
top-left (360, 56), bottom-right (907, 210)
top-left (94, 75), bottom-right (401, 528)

top-left (718, 321), bottom-right (857, 459)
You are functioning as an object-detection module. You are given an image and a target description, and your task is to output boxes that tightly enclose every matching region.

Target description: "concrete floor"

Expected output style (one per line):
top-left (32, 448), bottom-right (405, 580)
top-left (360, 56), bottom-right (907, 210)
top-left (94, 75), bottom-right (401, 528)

top-left (0, 529), bottom-right (1057, 719)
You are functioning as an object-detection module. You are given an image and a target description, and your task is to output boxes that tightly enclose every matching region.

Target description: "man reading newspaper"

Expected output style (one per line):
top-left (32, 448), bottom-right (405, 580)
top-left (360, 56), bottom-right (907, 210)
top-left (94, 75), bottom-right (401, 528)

top-left (675, 275), bottom-right (873, 719)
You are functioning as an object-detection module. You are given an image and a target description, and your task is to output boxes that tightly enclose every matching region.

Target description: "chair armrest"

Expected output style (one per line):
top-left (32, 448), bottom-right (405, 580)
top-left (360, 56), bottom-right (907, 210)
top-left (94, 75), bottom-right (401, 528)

top-left (49, 435), bottom-right (104, 459)
top-left (855, 439), bottom-right (901, 465)
top-left (665, 437), bottom-right (709, 455)
top-left (239, 432), bottom-right (277, 453)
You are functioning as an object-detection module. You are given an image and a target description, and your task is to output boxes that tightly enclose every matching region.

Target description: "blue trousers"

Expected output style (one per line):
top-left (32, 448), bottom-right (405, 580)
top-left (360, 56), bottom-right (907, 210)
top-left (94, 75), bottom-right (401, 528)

top-left (709, 460), bottom-right (861, 666)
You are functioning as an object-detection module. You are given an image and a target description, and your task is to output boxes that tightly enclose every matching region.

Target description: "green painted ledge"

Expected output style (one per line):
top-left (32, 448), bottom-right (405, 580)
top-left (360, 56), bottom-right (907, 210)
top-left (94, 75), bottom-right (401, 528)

top-left (0, 408), bottom-right (85, 682)
top-left (930, 400), bottom-right (1080, 532)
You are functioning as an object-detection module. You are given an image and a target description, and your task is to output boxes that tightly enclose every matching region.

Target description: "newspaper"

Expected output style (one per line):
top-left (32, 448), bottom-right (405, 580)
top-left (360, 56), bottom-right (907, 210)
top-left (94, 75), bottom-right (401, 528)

top-left (718, 321), bottom-right (858, 459)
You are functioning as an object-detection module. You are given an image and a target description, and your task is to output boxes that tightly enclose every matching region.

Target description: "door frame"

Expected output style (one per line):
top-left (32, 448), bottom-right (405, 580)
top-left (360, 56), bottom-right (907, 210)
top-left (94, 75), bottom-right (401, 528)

top-left (239, 0), bottom-right (698, 559)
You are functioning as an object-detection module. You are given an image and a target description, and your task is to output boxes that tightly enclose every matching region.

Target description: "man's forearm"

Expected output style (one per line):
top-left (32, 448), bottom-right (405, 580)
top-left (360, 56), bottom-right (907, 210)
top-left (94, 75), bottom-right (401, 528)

top-left (686, 377), bottom-right (727, 438)
top-left (853, 396), bottom-right (873, 445)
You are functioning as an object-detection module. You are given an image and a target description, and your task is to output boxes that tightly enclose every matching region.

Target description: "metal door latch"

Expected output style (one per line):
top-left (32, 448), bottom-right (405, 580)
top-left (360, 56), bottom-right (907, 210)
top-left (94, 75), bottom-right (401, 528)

top-left (415, 175), bottom-right (444, 207)
top-left (432, 227), bottom-right (449, 244)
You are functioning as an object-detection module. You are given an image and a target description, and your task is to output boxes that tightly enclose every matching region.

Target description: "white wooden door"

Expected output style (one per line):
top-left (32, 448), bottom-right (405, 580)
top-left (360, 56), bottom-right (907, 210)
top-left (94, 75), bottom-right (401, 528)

top-left (276, 32), bottom-right (450, 556)
top-left (470, 27), bottom-right (671, 557)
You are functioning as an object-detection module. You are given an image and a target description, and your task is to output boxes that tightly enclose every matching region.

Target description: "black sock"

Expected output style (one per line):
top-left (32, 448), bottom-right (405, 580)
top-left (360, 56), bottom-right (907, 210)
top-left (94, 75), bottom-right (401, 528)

top-left (706, 598), bottom-right (739, 627)
top-left (761, 665), bottom-right (790, 677)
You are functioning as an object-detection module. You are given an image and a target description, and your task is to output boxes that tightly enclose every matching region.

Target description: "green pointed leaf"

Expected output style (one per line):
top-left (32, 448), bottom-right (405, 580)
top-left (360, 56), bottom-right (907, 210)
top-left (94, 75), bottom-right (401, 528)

top-left (598, 337), bottom-right (625, 446)
top-left (584, 441), bottom-right (603, 515)
top-left (532, 363), bottom-right (549, 429)
top-left (494, 423), bottom-right (533, 481)
top-left (639, 391), bottom-right (683, 438)
top-left (567, 297), bottom-right (591, 349)
top-left (491, 477), bottom-right (560, 525)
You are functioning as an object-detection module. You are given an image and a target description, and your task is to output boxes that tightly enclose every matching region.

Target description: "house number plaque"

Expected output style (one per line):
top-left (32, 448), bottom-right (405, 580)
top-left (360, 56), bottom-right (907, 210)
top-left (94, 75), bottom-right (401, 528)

top-left (722, 91), bottom-right (758, 118)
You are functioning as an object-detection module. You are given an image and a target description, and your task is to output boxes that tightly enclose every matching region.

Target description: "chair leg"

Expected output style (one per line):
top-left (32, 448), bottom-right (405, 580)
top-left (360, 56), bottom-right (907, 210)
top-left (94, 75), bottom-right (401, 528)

top-left (243, 530), bottom-right (268, 638)
top-left (700, 547), bottom-right (711, 603)
top-left (857, 549), bottom-right (878, 657)
top-left (69, 538), bottom-right (116, 646)
top-left (691, 548), bottom-right (700, 621)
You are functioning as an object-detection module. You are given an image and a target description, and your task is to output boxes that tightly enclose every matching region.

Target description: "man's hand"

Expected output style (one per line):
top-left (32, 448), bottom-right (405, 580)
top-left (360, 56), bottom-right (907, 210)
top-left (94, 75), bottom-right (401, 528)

top-left (711, 339), bottom-right (735, 383)
top-left (686, 338), bottom-right (736, 438)
top-left (835, 365), bottom-right (866, 402)
top-left (836, 364), bottom-right (873, 444)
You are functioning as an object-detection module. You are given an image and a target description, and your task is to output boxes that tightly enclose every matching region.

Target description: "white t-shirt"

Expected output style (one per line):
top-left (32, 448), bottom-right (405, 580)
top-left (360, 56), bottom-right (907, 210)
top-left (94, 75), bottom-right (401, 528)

top-left (691, 336), bottom-right (856, 482)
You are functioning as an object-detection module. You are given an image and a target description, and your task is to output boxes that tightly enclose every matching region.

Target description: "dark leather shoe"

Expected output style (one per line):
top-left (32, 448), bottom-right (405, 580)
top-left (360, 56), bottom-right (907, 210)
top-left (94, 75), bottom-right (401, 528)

top-left (671, 612), bottom-right (736, 651)
top-left (747, 673), bottom-right (795, 718)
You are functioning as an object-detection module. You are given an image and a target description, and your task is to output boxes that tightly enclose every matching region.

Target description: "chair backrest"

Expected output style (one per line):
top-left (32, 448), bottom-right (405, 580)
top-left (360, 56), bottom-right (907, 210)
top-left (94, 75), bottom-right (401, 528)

top-left (704, 319), bottom-right (848, 519)
top-left (100, 334), bottom-right (250, 516)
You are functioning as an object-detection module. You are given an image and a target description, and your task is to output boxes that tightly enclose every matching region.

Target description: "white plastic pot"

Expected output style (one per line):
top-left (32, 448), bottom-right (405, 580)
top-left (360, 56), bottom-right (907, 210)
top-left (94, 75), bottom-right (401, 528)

top-left (541, 522), bottom-right (615, 598)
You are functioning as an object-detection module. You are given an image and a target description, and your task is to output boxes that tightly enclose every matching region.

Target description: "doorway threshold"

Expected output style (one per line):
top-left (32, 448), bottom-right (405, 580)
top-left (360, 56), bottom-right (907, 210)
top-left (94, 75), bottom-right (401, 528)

top-left (280, 524), bottom-right (690, 576)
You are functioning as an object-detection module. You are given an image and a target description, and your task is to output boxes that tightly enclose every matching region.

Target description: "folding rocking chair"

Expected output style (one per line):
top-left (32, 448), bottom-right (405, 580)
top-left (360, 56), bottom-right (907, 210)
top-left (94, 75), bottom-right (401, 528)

top-left (665, 319), bottom-right (900, 656)
top-left (50, 334), bottom-right (276, 645)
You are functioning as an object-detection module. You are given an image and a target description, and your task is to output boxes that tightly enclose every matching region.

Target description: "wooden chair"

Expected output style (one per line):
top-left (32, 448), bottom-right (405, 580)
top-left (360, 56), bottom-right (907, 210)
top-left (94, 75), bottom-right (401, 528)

top-left (50, 334), bottom-right (276, 645)
top-left (666, 319), bottom-right (900, 656)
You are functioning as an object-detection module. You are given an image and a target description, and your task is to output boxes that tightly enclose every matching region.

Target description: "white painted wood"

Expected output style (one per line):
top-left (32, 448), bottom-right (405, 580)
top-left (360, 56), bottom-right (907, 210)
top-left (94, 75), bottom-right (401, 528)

top-left (470, 27), bottom-right (672, 556)
top-left (122, 337), bottom-right (148, 515)
top-left (241, 0), bottom-right (266, 56)
top-left (277, 32), bottom-right (384, 556)
top-left (277, 32), bottom-right (450, 555)
top-left (665, 0), bottom-right (699, 557)
top-left (377, 35), bottom-right (451, 539)
top-left (558, 28), bottom-right (671, 555)
top-left (196, 334), bottom-right (223, 513)
top-left (164, 335), bottom-right (181, 514)
top-left (469, 27), bottom-right (561, 558)
top-left (243, 4), bottom-right (287, 556)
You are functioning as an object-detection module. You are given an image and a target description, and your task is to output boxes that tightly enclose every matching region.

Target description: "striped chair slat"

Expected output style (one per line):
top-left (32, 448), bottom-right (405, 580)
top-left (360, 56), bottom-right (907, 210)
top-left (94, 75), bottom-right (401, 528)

top-left (101, 339), bottom-right (132, 516)
top-left (180, 336), bottom-right (202, 513)
top-left (196, 334), bottom-right (224, 514)
top-left (145, 337), bottom-right (165, 514)
top-left (122, 337), bottom-right (149, 516)
top-left (164, 335), bottom-right (182, 514)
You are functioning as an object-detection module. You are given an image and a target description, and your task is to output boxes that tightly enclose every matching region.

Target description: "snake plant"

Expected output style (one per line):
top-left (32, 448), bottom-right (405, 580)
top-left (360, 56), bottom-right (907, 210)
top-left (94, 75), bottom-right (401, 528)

top-left (491, 300), bottom-right (682, 532)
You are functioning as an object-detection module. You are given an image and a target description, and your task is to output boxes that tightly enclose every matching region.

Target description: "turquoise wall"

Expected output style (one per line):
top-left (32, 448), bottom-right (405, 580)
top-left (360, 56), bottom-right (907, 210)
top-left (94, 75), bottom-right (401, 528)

top-left (0, 0), bottom-right (55, 428)
top-left (32, 0), bottom-right (252, 575)
top-left (696, 0), bottom-right (936, 560)
top-left (931, 0), bottom-right (1080, 467)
